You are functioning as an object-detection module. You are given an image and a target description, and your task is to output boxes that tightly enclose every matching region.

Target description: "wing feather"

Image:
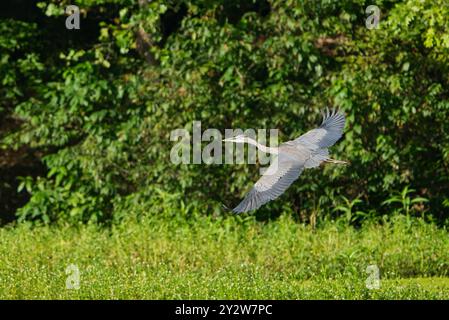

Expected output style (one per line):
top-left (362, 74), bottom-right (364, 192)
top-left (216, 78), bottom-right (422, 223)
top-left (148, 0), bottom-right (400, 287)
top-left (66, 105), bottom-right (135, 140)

top-left (232, 155), bottom-right (304, 214)
top-left (294, 108), bottom-right (346, 149)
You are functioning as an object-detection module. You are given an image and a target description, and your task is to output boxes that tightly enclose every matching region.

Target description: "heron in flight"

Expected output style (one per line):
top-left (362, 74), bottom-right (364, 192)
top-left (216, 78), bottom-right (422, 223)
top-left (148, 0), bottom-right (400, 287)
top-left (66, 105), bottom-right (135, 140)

top-left (223, 108), bottom-right (348, 214)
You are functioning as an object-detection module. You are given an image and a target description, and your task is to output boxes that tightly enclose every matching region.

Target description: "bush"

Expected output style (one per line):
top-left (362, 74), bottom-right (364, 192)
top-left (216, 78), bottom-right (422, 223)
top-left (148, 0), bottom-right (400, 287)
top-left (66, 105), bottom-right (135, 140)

top-left (1, 0), bottom-right (448, 224)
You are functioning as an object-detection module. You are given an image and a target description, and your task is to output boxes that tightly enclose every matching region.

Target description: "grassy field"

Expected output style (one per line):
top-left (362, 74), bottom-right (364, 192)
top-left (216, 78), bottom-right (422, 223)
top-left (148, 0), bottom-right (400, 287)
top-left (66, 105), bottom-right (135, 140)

top-left (0, 214), bottom-right (448, 299)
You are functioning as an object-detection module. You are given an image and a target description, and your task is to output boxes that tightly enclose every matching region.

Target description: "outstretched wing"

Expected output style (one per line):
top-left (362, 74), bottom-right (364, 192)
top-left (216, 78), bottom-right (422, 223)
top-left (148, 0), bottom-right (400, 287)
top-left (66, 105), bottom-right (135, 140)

top-left (232, 154), bottom-right (304, 214)
top-left (294, 108), bottom-right (346, 149)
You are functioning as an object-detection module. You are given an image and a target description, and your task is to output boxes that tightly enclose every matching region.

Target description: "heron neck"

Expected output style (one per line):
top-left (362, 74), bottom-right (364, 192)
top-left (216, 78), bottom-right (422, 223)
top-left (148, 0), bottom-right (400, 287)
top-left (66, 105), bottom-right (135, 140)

top-left (245, 138), bottom-right (279, 154)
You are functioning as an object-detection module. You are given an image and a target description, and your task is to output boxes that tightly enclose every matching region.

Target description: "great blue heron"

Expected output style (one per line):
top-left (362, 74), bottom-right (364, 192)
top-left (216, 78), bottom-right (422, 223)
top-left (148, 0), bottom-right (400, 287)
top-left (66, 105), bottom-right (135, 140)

top-left (223, 108), bottom-right (348, 213)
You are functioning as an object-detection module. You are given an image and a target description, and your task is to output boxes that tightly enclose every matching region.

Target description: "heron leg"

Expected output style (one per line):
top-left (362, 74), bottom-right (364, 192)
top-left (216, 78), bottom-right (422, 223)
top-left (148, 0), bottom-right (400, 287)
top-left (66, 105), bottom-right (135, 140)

top-left (325, 158), bottom-right (349, 165)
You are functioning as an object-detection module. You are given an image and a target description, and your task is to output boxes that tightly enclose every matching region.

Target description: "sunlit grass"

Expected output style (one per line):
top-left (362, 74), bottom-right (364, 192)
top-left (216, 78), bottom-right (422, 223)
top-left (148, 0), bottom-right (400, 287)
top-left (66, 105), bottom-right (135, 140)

top-left (0, 214), bottom-right (448, 299)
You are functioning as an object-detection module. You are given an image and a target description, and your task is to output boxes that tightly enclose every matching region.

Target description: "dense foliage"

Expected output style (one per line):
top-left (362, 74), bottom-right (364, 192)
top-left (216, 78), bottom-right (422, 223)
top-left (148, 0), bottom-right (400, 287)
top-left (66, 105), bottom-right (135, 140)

top-left (1, 0), bottom-right (448, 224)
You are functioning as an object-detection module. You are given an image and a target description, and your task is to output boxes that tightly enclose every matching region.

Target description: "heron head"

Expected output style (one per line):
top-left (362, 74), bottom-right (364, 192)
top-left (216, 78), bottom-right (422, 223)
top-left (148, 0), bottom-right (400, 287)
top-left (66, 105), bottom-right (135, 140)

top-left (222, 133), bottom-right (249, 144)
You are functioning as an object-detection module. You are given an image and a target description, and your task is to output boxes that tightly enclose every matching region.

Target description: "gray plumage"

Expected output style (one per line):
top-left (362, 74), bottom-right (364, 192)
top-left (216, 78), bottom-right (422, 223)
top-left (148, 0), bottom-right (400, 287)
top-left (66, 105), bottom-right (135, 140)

top-left (225, 108), bottom-right (347, 214)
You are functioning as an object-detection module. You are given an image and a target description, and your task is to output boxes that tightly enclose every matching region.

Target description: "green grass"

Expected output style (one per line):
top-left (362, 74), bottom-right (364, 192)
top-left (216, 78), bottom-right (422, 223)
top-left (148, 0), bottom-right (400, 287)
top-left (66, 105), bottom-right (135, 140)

top-left (0, 214), bottom-right (448, 299)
